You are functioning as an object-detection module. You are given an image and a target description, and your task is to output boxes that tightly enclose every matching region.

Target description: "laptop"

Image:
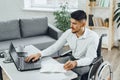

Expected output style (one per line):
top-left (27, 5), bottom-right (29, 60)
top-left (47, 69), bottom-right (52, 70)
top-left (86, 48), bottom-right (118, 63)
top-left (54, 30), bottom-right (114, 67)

top-left (9, 42), bottom-right (41, 71)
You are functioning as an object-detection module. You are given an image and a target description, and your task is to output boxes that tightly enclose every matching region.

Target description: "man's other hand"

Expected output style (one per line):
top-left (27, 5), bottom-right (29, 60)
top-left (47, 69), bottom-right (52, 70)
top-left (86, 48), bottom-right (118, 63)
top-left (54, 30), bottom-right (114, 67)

top-left (25, 53), bottom-right (41, 62)
top-left (64, 60), bottom-right (77, 70)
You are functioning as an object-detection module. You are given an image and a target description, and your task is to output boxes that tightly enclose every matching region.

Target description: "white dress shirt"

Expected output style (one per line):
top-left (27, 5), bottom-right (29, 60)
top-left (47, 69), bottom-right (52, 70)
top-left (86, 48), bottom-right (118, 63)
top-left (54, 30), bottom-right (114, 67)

top-left (41, 28), bottom-right (99, 67)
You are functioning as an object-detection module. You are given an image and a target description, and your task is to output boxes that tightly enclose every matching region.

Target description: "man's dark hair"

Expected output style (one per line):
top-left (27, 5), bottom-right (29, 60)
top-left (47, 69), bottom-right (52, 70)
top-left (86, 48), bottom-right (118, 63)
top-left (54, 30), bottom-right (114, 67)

top-left (71, 10), bottom-right (87, 20)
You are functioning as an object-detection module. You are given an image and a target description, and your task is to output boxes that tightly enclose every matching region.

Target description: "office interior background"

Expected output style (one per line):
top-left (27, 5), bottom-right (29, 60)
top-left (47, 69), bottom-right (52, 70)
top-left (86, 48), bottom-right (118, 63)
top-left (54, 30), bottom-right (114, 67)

top-left (0, 0), bottom-right (120, 44)
top-left (0, 0), bottom-right (120, 80)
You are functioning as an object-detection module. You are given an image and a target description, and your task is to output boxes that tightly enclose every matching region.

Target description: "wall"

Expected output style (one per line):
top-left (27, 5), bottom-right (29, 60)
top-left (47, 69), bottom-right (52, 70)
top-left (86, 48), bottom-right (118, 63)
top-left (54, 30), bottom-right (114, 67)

top-left (0, 0), bottom-right (86, 25)
top-left (0, 0), bottom-right (119, 45)
top-left (0, 0), bottom-right (54, 24)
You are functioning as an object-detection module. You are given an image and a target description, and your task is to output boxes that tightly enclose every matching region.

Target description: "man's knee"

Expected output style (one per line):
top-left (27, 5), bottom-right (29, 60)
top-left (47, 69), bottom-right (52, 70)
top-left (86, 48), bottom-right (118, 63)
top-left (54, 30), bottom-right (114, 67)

top-left (72, 66), bottom-right (90, 76)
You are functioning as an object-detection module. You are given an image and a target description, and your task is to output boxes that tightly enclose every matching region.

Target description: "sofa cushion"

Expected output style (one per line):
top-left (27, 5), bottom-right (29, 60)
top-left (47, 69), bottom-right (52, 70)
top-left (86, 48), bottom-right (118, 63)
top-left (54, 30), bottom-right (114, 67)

top-left (20, 17), bottom-right (48, 38)
top-left (12, 35), bottom-right (56, 50)
top-left (0, 36), bottom-right (56, 50)
top-left (0, 20), bottom-right (21, 41)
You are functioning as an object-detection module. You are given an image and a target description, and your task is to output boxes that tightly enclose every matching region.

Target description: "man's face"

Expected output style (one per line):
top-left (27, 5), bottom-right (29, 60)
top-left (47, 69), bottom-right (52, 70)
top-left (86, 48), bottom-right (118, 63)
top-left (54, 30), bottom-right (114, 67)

top-left (70, 18), bottom-right (86, 33)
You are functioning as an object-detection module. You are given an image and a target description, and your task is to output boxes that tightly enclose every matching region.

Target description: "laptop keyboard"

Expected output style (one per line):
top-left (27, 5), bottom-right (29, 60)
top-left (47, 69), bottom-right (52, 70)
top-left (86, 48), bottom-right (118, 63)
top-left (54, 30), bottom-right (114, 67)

top-left (18, 57), bottom-right (41, 70)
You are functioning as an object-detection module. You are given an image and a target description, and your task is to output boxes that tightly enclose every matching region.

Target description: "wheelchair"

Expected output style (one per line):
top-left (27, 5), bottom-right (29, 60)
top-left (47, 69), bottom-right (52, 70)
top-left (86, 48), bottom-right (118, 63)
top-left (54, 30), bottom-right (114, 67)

top-left (58, 34), bottom-right (113, 80)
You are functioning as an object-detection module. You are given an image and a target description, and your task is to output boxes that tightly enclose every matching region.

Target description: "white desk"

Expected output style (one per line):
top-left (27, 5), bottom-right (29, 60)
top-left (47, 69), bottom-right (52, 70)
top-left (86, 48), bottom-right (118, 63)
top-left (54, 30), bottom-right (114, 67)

top-left (0, 58), bottom-right (77, 80)
top-left (0, 45), bottom-right (77, 80)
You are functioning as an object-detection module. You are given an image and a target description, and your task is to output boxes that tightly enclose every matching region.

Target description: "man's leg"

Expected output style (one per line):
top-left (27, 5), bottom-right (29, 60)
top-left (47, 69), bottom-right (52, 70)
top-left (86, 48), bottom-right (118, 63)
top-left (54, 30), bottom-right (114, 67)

top-left (0, 66), bottom-right (3, 80)
top-left (56, 55), bottom-right (82, 80)
top-left (72, 66), bottom-right (90, 80)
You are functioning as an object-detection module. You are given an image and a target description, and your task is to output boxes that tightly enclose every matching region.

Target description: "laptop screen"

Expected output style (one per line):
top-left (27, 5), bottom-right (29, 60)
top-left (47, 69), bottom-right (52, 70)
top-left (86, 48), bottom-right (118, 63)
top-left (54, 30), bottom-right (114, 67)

top-left (8, 43), bottom-right (41, 71)
top-left (9, 43), bottom-right (19, 67)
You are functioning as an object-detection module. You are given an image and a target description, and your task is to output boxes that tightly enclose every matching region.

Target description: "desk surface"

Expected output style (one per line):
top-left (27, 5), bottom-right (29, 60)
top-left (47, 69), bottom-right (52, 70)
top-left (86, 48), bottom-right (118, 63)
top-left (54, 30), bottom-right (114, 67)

top-left (0, 58), bottom-right (77, 80)
top-left (0, 45), bottom-right (77, 80)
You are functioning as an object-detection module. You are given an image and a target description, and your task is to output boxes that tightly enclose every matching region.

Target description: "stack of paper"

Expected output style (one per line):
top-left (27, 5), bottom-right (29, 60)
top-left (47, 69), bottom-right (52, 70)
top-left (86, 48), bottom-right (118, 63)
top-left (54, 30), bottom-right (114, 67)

top-left (24, 45), bottom-right (41, 55)
top-left (40, 57), bottom-right (67, 73)
top-left (16, 45), bottom-right (41, 55)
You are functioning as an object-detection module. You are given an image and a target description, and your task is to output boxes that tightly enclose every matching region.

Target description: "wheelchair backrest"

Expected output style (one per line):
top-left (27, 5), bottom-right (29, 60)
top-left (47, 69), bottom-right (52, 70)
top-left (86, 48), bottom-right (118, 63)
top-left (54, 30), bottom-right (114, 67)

top-left (88, 34), bottom-right (107, 79)
top-left (97, 34), bottom-right (107, 57)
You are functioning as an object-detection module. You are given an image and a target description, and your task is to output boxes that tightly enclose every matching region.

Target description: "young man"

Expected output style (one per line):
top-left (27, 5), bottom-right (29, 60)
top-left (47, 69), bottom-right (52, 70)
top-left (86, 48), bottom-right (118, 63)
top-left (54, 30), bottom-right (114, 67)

top-left (25, 10), bottom-right (99, 79)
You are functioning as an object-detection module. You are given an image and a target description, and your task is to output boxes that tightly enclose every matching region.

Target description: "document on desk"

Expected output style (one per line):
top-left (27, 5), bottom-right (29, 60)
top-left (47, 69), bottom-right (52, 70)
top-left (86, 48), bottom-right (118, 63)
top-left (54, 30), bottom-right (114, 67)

top-left (40, 57), bottom-right (67, 73)
top-left (16, 45), bottom-right (42, 55)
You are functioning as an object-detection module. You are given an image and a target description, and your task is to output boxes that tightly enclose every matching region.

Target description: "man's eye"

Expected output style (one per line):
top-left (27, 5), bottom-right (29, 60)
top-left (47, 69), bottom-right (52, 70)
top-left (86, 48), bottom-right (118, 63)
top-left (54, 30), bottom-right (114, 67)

top-left (73, 23), bottom-right (76, 25)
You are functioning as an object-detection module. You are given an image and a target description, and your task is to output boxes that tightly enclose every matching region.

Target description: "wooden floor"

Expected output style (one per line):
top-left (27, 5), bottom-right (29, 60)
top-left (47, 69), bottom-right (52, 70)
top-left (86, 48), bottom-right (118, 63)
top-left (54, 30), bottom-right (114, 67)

top-left (102, 47), bottom-right (120, 80)
top-left (2, 47), bottom-right (120, 80)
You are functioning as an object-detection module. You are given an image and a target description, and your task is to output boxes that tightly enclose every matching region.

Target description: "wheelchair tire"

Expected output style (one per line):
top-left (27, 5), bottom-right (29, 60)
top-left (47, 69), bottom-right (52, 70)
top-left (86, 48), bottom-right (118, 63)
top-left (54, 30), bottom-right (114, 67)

top-left (95, 61), bottom-right (113, 80)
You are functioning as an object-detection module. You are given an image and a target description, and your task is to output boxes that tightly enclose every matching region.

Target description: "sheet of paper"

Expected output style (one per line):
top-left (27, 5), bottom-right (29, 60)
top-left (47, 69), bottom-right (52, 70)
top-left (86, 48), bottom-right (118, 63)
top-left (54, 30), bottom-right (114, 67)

top-left (24, 45), bottom-right (42, 56)
top-left (40, 57), bottom-right (67, 73)
top-left (16, 45), bottom-right (41, 56)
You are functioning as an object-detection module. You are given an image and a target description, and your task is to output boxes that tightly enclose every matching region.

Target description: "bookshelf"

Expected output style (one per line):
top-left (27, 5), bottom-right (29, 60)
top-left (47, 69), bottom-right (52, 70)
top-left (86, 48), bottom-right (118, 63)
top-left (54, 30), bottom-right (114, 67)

top-left (86, 0), bottom-right (115, 51)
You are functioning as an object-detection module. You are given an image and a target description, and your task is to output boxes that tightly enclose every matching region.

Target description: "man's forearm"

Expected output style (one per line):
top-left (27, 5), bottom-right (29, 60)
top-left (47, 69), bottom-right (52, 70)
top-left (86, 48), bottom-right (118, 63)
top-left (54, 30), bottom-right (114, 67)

top-left (76, 57), bottom-right (94, 67)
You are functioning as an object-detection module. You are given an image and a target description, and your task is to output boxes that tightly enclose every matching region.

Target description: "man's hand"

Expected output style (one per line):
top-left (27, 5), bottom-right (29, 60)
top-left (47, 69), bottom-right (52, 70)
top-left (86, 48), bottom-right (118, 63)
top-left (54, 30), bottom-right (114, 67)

top-left (25, 53), bottom-right (41, 62)
top-left (64, 60), bottom-right (77, 70)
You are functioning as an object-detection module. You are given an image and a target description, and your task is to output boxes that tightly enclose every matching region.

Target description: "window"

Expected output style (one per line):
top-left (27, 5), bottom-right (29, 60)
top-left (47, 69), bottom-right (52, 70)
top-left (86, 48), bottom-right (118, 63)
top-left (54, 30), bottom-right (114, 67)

top-left (24, 0), bottom-right (78, 12)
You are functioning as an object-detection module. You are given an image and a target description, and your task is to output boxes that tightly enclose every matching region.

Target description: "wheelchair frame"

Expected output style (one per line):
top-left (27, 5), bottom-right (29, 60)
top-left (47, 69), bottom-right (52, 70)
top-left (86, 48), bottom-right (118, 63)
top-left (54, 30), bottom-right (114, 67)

top-left (81, 34), bottom-right (113, 80)
top-left (95, 61), bottom-right (113, 80)
top-left (59, 34), bottom-right (113, 80)
top-left (87, 60), bottom-right (113, 80)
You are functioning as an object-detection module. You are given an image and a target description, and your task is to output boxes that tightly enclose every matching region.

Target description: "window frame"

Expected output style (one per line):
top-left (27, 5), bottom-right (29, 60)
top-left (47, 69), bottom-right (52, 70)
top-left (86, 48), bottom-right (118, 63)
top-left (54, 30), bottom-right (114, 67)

top-left (23, 0), bottom-right (78, 12)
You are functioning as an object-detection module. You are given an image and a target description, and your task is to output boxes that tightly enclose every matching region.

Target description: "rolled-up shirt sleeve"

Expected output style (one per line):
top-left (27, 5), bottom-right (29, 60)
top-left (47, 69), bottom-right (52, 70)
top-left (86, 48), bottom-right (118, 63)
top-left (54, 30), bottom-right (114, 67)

top-left (76, 36), bottom-right (99, 67)
top-left (41, 29), bottom-right (70, 57)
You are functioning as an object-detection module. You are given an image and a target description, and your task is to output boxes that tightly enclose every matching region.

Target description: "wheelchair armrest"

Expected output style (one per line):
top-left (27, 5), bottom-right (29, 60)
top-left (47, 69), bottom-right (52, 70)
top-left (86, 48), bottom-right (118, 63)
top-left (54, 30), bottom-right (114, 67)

top-left (59, 50), bottom-right (72, 57)
top-left (91, 57), bottom-right (103, 65)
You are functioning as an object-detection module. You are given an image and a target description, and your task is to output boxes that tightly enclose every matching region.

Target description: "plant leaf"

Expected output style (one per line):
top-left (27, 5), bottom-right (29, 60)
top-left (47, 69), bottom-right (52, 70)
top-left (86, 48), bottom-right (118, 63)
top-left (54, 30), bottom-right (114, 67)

top-left (117, 23), bottom-right (120, 28)
top-left (114, 8), bottom-right (120, 14)
top-left (113, 12), bottom-right (120, 21)
top-left (117, 17), bottom-right (120, 23)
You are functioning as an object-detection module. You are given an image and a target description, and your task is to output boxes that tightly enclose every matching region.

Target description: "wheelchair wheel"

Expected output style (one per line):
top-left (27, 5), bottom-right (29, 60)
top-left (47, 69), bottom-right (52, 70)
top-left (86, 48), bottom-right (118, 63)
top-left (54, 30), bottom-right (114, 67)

top-left (95, 61), bottom-right (113, 80)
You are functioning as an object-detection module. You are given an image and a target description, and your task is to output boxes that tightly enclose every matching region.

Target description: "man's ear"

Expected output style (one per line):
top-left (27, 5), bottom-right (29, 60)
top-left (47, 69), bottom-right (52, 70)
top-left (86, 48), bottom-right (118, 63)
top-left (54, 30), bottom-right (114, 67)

top-left (81, 20), bottom-right (86, 27)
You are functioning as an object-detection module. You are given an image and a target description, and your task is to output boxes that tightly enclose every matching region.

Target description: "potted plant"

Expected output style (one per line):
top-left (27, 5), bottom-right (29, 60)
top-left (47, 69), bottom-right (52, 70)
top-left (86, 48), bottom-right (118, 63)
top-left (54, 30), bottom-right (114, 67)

top-left (114, 2), bottom-right (120, 48)
top-left (89, 0), bottom-right (96, 7)
top-left (113, 2), bottom-right (120, 28)
top-left (53, 3), bottom-right (70, 32)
